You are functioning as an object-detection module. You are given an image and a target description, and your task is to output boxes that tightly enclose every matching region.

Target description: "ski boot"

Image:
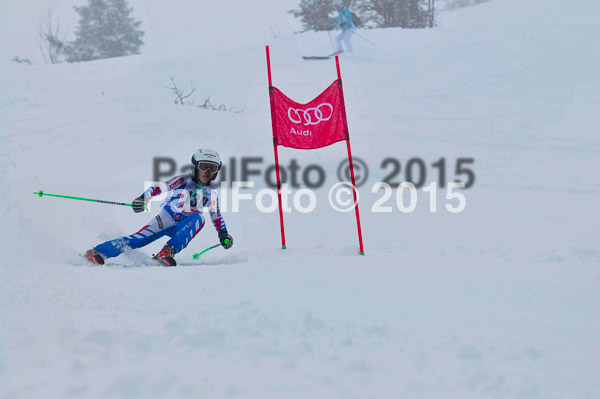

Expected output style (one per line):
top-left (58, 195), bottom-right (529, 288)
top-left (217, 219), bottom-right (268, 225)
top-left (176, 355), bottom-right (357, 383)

top-left (153, 244), bottom-right (177, 267)
top-left (83, 248), bottom-right (105, 265)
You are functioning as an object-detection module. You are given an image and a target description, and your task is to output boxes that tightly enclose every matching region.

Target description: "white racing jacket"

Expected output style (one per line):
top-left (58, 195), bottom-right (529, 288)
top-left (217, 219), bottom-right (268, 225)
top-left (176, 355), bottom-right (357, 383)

top-left (141, 173), bottom-right (227, 233)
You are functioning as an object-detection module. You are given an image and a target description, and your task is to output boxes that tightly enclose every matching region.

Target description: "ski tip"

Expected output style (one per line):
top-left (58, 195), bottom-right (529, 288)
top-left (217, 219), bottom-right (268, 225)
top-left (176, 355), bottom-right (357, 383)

top-left (360, 252), bottom-right (365, 256)
top-left (281, 245), bottom-right (287, 250)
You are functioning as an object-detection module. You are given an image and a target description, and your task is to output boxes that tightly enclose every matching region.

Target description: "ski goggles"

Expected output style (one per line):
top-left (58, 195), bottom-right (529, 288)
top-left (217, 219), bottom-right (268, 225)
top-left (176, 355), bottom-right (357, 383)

top-left (196, 162), bottom-right (219, 174)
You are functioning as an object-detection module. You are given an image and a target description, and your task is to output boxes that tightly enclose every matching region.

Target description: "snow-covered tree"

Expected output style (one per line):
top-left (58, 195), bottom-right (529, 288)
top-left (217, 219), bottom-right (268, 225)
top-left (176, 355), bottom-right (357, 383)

top-left (66, 0), bottom-right (144, 62)
top-left (288, 0), bottom-right (338, 32)
top-left (443, 0), bottom-right (489, 9)
top-left (355, 0), bottom-right (428, 28)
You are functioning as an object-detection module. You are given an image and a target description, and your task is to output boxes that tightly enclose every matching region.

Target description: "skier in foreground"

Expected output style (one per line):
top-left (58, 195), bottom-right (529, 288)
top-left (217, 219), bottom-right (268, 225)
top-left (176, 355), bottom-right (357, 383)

top-left (84, 149), bottom-right (233, 266)
top-left (331, 0), bottom-right (355, 53)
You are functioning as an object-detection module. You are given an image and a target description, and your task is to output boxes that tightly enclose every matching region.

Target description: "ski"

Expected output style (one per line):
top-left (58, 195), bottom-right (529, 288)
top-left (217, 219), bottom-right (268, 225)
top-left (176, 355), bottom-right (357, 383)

top-left (302, 51), bottom-right (343, 60)
top-left (302, 55), bottom-right (331, 60)
top-left (154, 256), bottom-right (176, 267)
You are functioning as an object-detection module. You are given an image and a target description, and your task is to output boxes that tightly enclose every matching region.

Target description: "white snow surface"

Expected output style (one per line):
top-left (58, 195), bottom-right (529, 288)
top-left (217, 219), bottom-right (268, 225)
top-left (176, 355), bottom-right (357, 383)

top-left (1, 0), bottom-right (599, 398)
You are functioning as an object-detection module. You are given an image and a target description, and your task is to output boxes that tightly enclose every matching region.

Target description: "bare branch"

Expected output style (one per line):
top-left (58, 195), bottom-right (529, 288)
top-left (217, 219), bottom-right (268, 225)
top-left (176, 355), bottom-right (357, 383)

top-left (12, 56), bottom-right (33, 65)
top-left (166, 75), bottom-right (241, 112)
top-left (167, 75), bottom-right (196, 105)
top-left (37, 8), bottom-right (68, 64)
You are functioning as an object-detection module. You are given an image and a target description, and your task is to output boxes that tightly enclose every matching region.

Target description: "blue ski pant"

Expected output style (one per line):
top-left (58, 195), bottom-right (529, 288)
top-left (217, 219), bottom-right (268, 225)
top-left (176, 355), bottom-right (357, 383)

top-left (95, 209), bottom-right (205, 259)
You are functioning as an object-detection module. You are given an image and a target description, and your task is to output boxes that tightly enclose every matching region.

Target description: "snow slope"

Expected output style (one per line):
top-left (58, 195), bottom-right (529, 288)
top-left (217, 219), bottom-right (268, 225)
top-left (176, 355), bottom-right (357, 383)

top-left (1, 0), bottom-right (599, 398)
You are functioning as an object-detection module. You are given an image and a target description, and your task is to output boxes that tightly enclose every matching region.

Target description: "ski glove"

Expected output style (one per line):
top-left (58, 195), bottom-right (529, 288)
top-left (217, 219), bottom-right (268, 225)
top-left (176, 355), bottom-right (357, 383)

top-left (132, 195), bottom-right (146, 213)
top-left (219, 231), bottom-right (233, 250)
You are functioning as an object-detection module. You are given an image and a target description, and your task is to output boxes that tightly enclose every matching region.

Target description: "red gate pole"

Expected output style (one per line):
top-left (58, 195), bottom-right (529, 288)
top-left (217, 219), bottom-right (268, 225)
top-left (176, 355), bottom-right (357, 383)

top-left (266, 46), bottom-right (287, 249)
top-left (335, 55), bottom-right (365, 255)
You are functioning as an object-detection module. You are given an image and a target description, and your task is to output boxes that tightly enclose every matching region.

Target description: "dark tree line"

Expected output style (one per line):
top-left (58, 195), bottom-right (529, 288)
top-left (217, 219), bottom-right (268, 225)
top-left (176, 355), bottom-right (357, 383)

top-left (289, 0), bottom-right (435, 31)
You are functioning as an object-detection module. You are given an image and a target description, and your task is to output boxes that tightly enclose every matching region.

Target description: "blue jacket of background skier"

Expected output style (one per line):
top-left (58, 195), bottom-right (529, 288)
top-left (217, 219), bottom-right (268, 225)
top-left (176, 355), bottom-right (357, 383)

top-left (332, 7), bottom-right (355, 33)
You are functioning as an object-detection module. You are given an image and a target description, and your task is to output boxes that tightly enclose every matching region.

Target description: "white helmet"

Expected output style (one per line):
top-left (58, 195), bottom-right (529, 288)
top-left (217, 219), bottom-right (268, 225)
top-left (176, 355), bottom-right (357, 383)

top-left (191, 148), bottom-right (222, 182)
top-left (332, 0), bottom-right (343, 6)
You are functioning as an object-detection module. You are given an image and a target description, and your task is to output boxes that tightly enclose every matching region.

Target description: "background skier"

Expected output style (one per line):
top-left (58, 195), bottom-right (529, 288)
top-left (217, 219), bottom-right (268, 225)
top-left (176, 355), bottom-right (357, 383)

top-left (83, 149), bottom-right (233, 266)
top-left (331, 0), bottom-right (355, 53)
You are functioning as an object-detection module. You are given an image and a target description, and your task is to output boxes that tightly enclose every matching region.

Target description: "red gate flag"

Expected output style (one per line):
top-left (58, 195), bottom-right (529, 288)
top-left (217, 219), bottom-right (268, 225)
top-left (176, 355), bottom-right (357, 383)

top-left (270, 80), bottom-right (348, 149)
top-left (265, 46), bottom-right (364, 255)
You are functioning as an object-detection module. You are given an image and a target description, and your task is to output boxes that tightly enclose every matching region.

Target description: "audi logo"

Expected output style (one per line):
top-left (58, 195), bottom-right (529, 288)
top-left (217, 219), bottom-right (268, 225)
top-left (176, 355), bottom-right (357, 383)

top-left (288, 103), bottom-right (333, 126)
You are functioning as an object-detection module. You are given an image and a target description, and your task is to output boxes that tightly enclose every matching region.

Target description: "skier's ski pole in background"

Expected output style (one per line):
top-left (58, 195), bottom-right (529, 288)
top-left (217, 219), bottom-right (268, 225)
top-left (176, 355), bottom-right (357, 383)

top-left (327, 30), bottom-right (336, 52)
top-left (33, 190), bottom-right (134, 208)
top-left (354, 31), bottom-right (376, 46)
top-left (192, 243), bottom-right (221, 260)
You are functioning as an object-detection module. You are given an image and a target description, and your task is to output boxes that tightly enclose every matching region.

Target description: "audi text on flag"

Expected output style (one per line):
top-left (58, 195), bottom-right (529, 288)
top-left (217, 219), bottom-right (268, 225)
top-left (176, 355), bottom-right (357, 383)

top-left (270, 80), bottom-right (348, 150)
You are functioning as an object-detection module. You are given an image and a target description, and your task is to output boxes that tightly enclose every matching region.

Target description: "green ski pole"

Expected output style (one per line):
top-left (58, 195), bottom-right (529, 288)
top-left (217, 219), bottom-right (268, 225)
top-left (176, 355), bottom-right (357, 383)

top-left (192, 243), bottom-right (224, 260)
top-left (34, 190), bottom-right (135, 208)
